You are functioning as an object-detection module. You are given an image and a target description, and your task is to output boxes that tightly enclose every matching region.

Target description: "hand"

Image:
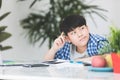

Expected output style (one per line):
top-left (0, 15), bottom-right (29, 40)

top-left (44, 32), bottom-right (68, 61)
top-left (52, 32), bottom-right (67, 51)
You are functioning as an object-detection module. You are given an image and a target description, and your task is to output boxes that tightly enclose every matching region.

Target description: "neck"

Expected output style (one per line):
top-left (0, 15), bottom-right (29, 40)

top-left (76, 46), bottom-right (87, 53)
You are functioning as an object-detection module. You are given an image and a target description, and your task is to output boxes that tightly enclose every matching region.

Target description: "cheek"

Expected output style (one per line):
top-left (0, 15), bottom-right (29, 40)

top-left (67, 36), bottom-right (74, 41)
top-left (83, 29), bottom-right (89, 35)
top-left (69, 36), bottom-right (78, 44)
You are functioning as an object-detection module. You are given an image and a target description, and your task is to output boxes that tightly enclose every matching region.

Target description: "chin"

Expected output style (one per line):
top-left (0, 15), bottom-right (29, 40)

top-left (73, 40), bottom-right (87, 46)
top-left (76, 43), bottom-right (87, 47)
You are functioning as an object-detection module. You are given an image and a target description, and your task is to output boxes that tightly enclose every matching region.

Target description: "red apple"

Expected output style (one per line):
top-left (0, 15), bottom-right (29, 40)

top-left (92, 56), bottom-right (106, 67)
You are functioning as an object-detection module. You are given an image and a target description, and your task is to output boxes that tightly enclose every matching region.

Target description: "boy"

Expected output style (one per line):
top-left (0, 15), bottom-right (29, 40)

top-left (44, 14), bottom-right (109, 61)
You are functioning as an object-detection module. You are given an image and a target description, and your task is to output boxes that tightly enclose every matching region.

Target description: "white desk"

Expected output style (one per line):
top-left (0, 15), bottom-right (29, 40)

top-left (0, 62), bottom-right (120, 80)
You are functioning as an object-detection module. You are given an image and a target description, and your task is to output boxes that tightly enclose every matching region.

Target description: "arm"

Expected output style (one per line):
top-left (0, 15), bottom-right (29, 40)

top-left (44, 32), bottom-right (66, 61)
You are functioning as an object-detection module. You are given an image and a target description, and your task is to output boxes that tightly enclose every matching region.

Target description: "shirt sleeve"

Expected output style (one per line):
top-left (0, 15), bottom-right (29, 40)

top-left (54, 42), bottom-right (71, 60)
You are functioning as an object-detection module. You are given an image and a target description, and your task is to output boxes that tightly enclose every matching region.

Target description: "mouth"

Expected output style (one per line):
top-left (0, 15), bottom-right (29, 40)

top-left (79, 37), bottom-right (86, 41)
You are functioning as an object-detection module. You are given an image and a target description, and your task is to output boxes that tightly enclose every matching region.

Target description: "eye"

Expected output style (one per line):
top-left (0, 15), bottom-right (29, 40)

top-left (81, 26), bottom-right (85, 29)
top-left (70, 31), bottom-right (76, 35)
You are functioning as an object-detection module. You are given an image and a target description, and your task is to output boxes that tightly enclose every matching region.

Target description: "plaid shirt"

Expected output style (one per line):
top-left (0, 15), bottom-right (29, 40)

top-left (54, 33), bottom-right (109, 60)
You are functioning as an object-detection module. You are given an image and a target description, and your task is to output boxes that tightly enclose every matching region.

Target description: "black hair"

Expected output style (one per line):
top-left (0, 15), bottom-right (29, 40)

top-left (60, 14), bottom-right (86, 35)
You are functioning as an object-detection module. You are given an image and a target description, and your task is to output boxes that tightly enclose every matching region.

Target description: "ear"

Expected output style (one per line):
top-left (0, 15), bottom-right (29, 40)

top-left (65, 36), bottom-right (71, 43)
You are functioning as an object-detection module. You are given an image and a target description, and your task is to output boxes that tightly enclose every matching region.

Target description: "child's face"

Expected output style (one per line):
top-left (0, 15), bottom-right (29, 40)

top-left (67, 25), bottom-right (89, 47)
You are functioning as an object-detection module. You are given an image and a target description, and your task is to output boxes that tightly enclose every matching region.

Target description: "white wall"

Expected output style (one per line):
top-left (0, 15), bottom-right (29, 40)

top-left (1, 0), bottom-right (49, 61)
top-left (88, 0), bottom-right (120, 35)
top-left (1, 0), bottom-right (120, 61)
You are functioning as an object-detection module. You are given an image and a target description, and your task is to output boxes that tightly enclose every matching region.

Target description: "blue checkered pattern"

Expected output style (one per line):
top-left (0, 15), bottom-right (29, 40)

top-left (54, 33), bottom-right (109, 60)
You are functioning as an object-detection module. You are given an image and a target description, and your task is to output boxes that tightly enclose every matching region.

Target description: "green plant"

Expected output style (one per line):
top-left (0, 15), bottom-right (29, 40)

top-left (108, 26), bottom-right (120, 54)
top-left (0, 0), bottom-right (12, 51)
top-left (99, 26), bottom-right (120, 54)
top-left (18, 0), bottom-right (107, 48)
top-left (108, 26), bottom-right (120, 73)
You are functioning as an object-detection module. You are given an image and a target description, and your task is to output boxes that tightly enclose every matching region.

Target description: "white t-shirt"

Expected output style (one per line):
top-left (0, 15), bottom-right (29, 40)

top-left (70, 44), bottom-right (89, 60)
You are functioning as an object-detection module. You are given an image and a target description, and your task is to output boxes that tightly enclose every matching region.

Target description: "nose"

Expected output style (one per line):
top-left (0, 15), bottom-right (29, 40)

top-left (77, 31), bottom-right (82, 37)
top-left (76, 30), bottom-right (82, 37)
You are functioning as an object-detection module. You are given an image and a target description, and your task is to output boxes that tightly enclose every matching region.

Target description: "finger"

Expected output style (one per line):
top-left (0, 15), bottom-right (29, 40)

top-left (55, 32), bottom-right (66, 46)
top-left (61, 32), bottom-right (67, 41)
top-left (56, 36), bottom-right (65, 46)
top-left (55, 38), bottom-right (63, 46)
top-left (60, 32), bottom-right (66, 37)
top-left (60, 32), bottom-right (64, 36)
top-left (60, 36), bottom-right (65, 43)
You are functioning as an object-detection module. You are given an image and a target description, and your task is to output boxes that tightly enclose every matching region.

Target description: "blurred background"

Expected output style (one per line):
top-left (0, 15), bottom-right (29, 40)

top-left (0, 0), bottom-right (120, 61)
